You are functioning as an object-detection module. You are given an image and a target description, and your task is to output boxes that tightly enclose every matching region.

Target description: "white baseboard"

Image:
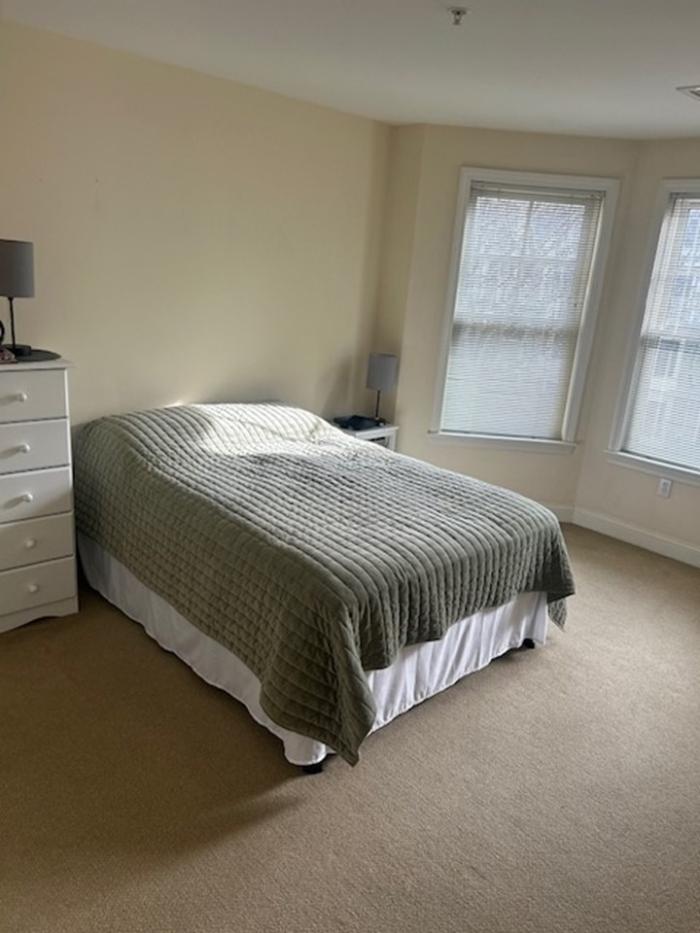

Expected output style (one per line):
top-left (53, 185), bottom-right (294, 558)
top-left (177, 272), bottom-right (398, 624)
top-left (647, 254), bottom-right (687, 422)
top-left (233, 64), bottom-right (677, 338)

top-left (571, 507), bottom-right (700, 569)
top-left (544, 504), bottom-right (575, 522)
top-left (539, 501), bottom-right (700, 568)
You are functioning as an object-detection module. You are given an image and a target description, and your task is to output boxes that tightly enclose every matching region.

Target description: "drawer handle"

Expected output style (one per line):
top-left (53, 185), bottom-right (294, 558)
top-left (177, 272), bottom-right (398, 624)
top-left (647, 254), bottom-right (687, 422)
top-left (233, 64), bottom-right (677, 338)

top-left (17, 443), bottom-right (31, 454)
top-left (24, 538), bottom-right (37, 550)
top-left (21, 492), bottom-right (34, 503)
top-left (14, 392), bottom-right (28, 403)
top-left (27, 583), bottom-right (40, 594)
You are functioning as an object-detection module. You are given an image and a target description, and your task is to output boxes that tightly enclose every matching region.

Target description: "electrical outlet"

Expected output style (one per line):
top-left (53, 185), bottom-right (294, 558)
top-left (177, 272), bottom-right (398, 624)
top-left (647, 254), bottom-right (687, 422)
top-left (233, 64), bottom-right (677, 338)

top-left (657, 477), bottom-right (672, 498)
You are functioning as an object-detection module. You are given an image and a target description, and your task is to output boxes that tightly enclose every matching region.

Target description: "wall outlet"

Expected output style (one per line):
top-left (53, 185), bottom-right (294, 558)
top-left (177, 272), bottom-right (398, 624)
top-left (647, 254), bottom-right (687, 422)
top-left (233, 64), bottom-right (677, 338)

top-left (657, 477), bottom-right (672, 498)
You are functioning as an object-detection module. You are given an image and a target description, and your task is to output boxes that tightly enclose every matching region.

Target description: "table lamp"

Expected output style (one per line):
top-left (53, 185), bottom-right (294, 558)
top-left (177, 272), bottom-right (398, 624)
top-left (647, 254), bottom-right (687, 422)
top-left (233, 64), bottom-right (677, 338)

top-left (366, 353), bottom-right (398, 424)
top-left (0, 239), bottom-right (35, 357)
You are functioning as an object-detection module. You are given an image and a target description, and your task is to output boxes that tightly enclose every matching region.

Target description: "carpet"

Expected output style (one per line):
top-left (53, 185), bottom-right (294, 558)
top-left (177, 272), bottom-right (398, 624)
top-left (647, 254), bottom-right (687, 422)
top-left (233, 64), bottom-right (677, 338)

top-left (1, 526), bottom-right (698, 933)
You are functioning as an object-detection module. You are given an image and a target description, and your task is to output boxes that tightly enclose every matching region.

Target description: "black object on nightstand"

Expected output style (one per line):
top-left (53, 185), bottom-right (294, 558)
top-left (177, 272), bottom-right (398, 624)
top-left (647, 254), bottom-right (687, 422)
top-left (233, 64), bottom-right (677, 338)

top-left (333, 414), bottom-right (383, 431)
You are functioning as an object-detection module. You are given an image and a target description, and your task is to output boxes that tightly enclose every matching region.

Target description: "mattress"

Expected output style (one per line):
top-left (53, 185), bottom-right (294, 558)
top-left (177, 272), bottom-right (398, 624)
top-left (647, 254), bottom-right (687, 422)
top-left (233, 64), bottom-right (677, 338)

top-left (79, 533), bottom-right (548, 767)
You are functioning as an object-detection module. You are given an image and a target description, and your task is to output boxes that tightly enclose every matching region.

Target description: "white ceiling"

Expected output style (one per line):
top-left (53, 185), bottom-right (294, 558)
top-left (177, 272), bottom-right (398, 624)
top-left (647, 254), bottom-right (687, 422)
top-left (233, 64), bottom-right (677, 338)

top-left (3, 0), bottom-right (700, 138)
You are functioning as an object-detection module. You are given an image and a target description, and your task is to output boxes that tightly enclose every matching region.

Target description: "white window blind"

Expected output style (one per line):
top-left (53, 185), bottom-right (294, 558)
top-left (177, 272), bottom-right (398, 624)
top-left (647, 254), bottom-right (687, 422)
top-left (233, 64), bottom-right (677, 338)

top-left (622, 193), bottom-right (700, 473)
top-left (440, 179), bottom-right (606, 440)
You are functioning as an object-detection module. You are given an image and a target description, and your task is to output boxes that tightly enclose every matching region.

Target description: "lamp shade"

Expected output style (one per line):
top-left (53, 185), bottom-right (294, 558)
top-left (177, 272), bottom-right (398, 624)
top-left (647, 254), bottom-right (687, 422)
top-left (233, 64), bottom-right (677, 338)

top-left (0, 240), bottom-right (34, 298)
top-left (366, 353), bottom-right (398, 392)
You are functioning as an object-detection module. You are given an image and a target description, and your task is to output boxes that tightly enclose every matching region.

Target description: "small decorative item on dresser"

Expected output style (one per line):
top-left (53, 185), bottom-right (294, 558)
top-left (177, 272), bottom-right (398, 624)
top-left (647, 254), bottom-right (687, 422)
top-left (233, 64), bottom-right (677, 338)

top-left (0, 320), bottom-right (16, 364)
top-left (340, 422), bottom-right (399, 451)
top-left (0, 358), bottom-right (78, 634)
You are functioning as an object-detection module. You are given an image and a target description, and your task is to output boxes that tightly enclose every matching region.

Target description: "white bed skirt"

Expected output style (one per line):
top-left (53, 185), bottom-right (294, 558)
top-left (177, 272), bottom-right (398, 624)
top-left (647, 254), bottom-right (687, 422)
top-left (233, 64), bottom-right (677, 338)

top-left (78, 534), bottom-right (548, 766)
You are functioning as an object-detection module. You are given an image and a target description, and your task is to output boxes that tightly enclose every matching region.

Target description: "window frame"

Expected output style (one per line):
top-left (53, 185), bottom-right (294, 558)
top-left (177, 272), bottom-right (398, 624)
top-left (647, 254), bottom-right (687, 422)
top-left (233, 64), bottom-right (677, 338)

top-left (608, 178), bottom-right (700, 485)
top-left (431, 167), bottom-right (619, 451)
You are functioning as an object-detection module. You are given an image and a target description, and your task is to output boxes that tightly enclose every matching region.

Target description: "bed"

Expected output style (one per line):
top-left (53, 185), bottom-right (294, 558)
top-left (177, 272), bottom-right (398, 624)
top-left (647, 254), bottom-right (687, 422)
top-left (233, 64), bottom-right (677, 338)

top-left (73, 403), bottom-right (574, 769)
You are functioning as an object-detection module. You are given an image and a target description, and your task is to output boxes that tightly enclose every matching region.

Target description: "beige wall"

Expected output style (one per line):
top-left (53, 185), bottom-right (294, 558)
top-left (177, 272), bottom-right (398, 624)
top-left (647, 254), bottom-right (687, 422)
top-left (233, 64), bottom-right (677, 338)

top-left (376, 125), bottom-right (700, 554)
top-left (0, 21), bottom-right (388, 424)
top-left (1, 21), bottom-right (698, 556)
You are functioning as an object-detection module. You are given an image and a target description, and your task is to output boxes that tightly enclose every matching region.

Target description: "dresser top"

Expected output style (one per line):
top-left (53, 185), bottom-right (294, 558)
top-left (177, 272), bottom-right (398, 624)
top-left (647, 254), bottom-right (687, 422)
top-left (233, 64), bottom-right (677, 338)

top-left (0, 358), bottom-right (71, 372)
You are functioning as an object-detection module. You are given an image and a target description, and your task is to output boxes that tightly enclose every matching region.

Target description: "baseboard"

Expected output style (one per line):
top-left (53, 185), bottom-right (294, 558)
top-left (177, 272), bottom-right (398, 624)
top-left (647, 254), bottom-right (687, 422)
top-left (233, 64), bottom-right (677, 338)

top-left (539, 501), bottom-right (700, 568)
top-left (571, 507), bottom-right (700, 569)
top-left (545, 504), bottom-right (575, 522)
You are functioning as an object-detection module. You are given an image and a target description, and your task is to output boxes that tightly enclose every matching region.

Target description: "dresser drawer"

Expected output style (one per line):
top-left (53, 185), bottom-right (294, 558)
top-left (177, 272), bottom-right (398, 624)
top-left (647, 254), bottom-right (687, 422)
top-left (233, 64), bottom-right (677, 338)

top-left (0, 419), bottom-right (70, 475)
top-left (0, 513), bottom-right (74, 572)
top-left (0, 370), bottom-right (67, 423)
top-left (0, 557), bottom-right (76, 616)
top-left (0, 467), bottom-right (72, 524)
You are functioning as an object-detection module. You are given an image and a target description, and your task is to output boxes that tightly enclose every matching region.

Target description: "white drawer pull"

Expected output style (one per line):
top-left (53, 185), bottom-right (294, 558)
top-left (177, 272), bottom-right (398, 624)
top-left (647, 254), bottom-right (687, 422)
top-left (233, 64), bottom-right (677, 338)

top-left (24, 538), bottom-right (37, 549)
top-left (21, 492), bottom-right (34, 503)
top-left (15, 392), bottom-right (28, 402)
top-left (27, 583), bottom-right (40, 594)
top-left (17, 443), bottom-right (31, 454)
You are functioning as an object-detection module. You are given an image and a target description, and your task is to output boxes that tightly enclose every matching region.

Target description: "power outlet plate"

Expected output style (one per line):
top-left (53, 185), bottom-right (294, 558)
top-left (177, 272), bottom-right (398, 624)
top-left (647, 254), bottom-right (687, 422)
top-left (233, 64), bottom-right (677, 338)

top-left (657, 478), bottom-right (672, 498)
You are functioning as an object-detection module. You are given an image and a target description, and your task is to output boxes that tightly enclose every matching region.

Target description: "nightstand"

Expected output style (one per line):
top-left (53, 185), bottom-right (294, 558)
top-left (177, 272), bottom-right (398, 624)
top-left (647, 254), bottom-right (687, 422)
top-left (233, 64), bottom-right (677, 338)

top-left (341, 423), bottom-right (398, 451)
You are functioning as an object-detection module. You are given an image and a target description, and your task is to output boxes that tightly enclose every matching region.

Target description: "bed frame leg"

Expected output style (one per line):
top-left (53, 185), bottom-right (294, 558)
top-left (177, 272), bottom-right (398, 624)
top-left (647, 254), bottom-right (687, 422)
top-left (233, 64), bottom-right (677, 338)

top-left (301, 759), bottom-right (326, 775)
top-left (521, 638), bottom-right (536, 650)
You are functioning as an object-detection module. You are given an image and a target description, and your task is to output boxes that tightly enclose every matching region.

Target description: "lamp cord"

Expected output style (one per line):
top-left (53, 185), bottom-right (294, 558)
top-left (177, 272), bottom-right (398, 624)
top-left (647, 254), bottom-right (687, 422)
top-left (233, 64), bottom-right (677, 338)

top-left (8, 297), bottom-right (16, 350)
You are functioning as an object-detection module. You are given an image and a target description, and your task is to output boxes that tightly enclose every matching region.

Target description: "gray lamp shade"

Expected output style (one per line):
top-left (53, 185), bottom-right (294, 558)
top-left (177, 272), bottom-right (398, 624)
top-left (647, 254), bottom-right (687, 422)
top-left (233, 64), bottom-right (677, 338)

top-left (366, 353), bottom-right (398, 392)
top-left (0, 240), bottom-right (34, 298)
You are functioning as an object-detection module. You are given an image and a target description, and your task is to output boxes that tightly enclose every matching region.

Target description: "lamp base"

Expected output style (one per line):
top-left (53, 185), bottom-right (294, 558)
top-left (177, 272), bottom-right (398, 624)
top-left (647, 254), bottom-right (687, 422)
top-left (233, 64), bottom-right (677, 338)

top-left (11, 344), bottom-right (33, 358)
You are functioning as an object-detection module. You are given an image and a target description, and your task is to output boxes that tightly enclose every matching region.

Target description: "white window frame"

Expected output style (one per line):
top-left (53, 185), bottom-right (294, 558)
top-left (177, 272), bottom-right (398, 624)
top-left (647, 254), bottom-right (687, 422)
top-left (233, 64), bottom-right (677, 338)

top-left (608, 178), bottom-right (700, 486)
top-left (431, 167), bottom-right (619, 451)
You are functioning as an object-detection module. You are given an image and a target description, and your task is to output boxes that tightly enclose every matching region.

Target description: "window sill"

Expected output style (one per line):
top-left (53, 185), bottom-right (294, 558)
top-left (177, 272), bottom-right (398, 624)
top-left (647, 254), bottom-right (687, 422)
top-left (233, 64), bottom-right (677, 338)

top-left (428, 431), bottom-right (577, 454)
top-left (606, 450), bottom-right (700, 487)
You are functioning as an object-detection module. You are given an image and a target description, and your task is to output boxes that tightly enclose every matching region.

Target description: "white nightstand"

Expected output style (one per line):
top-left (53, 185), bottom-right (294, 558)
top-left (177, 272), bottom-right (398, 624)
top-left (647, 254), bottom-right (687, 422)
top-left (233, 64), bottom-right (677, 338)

top-left (341, 423), bottom-right (398, 451)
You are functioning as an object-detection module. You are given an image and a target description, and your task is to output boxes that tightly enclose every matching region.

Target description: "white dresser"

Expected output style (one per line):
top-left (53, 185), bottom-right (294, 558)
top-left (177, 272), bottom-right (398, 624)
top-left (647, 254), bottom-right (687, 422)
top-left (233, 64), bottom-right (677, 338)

top-left (0, 359), bottom-right (78, 633)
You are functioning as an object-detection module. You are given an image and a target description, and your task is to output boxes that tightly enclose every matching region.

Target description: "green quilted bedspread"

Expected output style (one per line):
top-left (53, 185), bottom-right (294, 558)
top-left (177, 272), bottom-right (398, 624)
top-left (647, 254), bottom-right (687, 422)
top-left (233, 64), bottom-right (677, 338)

top-left (74, 404), bottom-right (574, 764)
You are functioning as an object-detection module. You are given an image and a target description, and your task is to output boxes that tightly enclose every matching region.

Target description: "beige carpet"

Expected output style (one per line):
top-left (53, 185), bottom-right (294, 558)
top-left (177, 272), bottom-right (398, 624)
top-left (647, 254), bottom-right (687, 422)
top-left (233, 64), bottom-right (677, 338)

top-left (1, 526), bottom-right (698, 933)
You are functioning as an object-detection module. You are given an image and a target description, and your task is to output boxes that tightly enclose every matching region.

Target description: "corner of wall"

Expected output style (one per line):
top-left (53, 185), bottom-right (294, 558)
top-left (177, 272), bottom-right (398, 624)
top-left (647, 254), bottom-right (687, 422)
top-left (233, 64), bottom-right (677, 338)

top-left (369, 124), bottom-right (427, 420)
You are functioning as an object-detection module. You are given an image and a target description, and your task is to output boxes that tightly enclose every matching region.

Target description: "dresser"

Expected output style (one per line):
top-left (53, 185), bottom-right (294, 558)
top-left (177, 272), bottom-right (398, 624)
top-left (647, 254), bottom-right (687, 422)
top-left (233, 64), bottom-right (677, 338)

top-left (0, 359), bottom-right (78, 633)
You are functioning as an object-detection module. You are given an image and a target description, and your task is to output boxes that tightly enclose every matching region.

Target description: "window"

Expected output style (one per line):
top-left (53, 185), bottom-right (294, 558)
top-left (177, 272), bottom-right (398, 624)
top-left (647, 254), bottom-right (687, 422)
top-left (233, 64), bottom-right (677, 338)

top-left (612, 186), bottom-right (700, 477)
top-left (435, 169), bottom-right (617, 447)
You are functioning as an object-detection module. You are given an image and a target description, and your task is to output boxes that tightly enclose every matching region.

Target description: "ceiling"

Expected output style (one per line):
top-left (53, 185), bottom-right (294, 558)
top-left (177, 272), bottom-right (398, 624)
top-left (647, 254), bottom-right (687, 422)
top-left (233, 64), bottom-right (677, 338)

top-left (3, 0), bottom-right (700, 138)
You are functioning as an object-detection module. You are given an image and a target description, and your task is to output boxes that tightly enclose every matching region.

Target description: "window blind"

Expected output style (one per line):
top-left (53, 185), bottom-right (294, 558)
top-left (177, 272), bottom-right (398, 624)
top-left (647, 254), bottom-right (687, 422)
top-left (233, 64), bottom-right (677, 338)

top-left (623, 194), bottom-right (700, 473)
top-left (440, 181), bottom-right (605, 439)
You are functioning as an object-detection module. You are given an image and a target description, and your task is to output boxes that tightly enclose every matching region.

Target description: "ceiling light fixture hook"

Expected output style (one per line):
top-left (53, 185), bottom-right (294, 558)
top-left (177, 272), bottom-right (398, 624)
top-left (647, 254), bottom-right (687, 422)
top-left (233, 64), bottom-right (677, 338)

top-left (449, 6), bottom-right (468, 26)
